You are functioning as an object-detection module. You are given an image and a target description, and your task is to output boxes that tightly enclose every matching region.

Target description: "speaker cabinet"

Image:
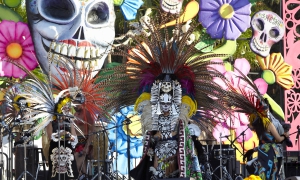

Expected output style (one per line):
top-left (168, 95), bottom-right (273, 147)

top-left (284, 162), bottom-right (300, 177)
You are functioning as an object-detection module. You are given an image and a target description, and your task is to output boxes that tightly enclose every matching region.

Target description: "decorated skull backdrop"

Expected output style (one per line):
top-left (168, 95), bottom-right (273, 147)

top-left (250, 10), bottom-right (284, 57)
top-left (160, 0), bottom-right (183, 14)
top-left (26, 0), bottom-right (116, 75)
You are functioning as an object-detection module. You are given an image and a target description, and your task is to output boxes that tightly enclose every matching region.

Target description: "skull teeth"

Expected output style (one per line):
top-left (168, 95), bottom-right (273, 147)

top-left (68, 46), bottom-right (76, 57)
top-left (46, 40), bottom-right (104, 59)
top-left (77, 47), bottom-right (85, 58)
top-left (161, 0), bottom-right (181, 10)
top-left (253, 38), bottom-right (269, 52)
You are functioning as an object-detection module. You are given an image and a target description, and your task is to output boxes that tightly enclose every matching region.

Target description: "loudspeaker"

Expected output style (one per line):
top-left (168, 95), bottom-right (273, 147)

top-left (15, 146), bottom-right (39, 180)
top-left (285, 177), bottom-right (300, 180)
top-left (284, 162), bottom-right (300, 177)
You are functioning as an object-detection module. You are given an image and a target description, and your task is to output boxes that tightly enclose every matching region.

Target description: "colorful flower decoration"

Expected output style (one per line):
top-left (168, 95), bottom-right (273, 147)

top-left (114, 0), bottom-right (144, 21)
top-left (198, 0), bottom-right (251, 40)
top-left (256, 53), bottom-right (294, 89)
top-left (210, 58), bottom-right (266, 161)
top-left (0, 20), bottom-right (37, 78)
top-left (107, 105), bottom-right (143, 174)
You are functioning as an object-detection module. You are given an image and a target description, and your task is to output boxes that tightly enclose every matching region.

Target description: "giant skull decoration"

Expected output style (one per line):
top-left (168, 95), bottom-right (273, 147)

top-left (250, 11), bottom-right (285, 57)
top-left (160, 0), bottom-right (183, 14)
top-left (26, 0), bottom-right (116, 76)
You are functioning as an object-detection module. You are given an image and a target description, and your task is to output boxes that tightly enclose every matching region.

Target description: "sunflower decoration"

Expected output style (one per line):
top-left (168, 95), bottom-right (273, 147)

top-left (256, 53), bottom-right (294, 89)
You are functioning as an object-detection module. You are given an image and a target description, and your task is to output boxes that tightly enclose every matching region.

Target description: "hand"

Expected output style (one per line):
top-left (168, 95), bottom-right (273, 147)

top-left (284, 132), bottom-right (289, 138)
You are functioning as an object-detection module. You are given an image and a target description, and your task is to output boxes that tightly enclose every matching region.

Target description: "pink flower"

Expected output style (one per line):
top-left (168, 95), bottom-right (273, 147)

top-left (211, 58), bottom-right (268, 142)
top-left (213, 123), bottom-right (230, 142)
top-left (0, 20), bottom-right (37, 78)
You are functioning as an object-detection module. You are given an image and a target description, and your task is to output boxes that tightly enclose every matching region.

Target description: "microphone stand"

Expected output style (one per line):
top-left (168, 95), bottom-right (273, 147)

top-left (229, 126), bottom-right (250, 177)
top-left (125, 117), bottom-right (132, 180)
top-left (16, 106), bottom-right (35, 180)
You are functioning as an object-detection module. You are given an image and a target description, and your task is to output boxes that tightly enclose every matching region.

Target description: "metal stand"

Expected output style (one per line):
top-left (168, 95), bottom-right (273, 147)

top-left (16, 139), bottom-right (35, 180)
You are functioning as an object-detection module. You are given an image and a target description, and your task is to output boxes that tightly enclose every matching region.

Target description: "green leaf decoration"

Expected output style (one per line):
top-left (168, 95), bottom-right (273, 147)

top-left (31, 67), bottom-right (48, 83)
top-left (4, 0), bottom-right (22, 8)
top-left (0, 4), bottom-right (23, 22)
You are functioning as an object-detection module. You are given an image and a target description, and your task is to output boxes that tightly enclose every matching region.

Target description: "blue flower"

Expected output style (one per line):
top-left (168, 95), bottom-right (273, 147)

top-left (198, 0), bottom-right (251, 40)
top-left (114, 0), bottom-right (144, 21)
top-left (107, 105), bottom-right (143, 174)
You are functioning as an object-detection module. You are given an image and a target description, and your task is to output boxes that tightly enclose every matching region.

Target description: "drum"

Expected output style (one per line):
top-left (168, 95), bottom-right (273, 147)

top-left (92, 126), bottom-right (108, 167)
top-left (213, 148), bottom-right (235, 159)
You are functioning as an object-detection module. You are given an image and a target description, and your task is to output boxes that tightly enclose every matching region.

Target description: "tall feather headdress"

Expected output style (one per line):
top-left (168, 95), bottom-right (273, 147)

top-left (97, 10), bottom-right (236, 134)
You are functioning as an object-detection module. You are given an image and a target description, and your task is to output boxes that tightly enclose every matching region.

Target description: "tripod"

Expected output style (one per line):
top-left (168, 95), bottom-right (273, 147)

top-left (16, 139), bottom-right (35, 180)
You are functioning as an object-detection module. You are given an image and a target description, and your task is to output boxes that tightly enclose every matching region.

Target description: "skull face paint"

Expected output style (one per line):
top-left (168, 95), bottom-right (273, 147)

top-left (250, 11), bottom-right (284, 57)
top-left (160, 0), bottom-right (183, 14)
top-left (26, 0), bottom-right (116, 75)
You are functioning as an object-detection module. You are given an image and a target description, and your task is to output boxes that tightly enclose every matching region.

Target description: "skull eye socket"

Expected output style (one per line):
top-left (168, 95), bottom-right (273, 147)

top-left (254, 19), bottom-right (264, 31)
top-left (38, 0), bottom-right (79, 24)
top-left (269, 28), bottom-right (280, 38)
top-left (87, 2), bottom-right (109, 25)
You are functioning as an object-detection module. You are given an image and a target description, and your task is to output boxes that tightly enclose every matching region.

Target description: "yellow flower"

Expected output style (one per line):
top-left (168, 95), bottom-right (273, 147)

top-left (256, 53), bottom-right (294, 89)
top-left (244, 174), bottom-right (261, 180)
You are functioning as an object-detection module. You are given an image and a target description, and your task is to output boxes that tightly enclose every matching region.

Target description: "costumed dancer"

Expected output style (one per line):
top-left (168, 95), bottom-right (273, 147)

top-left (46, 95), bottom-right (79, 180)
top-left (99, 9), bottom-right (240, 179)
top-left (1, 58), bottom-right (94, 179)
top-left (226, 73), bottom-right (290, 180)
top-left (50, 62), bottom-right (110, 178)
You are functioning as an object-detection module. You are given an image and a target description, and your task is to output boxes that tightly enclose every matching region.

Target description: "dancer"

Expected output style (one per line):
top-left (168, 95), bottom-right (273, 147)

top-left (226, 73), bottom-right (290, 180)
top-left (46, 96), bottom-right (79, 180)
top-left (100, 8), bottom-right (243, 179)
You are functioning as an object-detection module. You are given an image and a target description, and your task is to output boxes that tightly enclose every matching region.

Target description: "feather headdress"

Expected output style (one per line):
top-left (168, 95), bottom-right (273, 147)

top-left (97, 10), bottom-right (236, 134)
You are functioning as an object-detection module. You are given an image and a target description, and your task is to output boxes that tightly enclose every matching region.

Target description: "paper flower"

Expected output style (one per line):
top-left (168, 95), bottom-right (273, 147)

top-left (211, 58), bottom-right (268, 142)
top-left (0, 20), bottom-right (37, 78)
top-left (114, 0), bottom-right (144, 21)
top-left (198, 0), bottom-right (251, 40)
top-left (107, 105), bottom-right (143, 174)
top-left (256, 53), bottom-right (294, 89)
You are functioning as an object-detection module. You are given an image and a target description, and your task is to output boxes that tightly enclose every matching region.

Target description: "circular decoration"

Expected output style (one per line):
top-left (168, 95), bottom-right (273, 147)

top-left (219, 4), bottom-right (234, 19)
top-left (261, 69), bottom-right (276, 84)
top-left (6, 43), bottom-right (23, 59)
top-left (188, 123), bottom-right (201, 136)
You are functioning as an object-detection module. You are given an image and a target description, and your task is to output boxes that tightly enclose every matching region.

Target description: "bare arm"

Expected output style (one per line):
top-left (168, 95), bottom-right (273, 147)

top-left (268, 123), bottom-right (289, 142)
top-left (46, 123), bottom-right (53, 140)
